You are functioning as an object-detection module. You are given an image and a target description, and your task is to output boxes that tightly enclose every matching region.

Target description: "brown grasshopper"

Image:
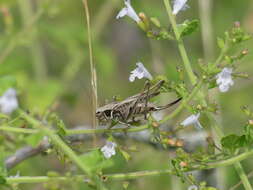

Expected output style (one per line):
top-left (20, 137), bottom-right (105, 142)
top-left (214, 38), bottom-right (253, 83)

top-left (96, 80), bottom-right (181, 126)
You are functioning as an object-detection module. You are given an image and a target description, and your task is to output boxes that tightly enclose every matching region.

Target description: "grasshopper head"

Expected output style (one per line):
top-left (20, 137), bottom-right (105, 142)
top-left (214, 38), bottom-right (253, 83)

top-left (96, 107), bottom-right (111, 122)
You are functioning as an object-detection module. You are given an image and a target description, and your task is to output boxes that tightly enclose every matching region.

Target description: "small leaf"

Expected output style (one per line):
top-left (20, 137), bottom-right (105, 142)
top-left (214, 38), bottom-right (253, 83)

top-left (244, 124), bottom-right (253, 144)
top-left (0, 176), bottom-right (6, 185)
top-left (120, 150), bottom-right (131, 161)
top-left (221, 134), bottom-right (245, 153)
top-left (178, 19), bottom-right (199, 38)
top-left (122, 181), bottom-right (130, 189)
top-left (25, 132), bottom-right (45, 147)
top-left (217, 37), bottom-right (225, 49)
top-left (56, 119), bottom-right (67, 136)
top-left (150, 17), bottom-right (161, 28)
top-left (80, 149), bottom-right (114, 172)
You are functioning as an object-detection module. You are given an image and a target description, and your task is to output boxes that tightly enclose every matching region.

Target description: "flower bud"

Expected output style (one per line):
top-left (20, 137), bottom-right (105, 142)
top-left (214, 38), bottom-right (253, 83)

top-left (179, 161), bottom-right (188, 167)
top-left (175, 139), bottom-right (184, 147)
top-left (167, 138), bottom-right (176, 146)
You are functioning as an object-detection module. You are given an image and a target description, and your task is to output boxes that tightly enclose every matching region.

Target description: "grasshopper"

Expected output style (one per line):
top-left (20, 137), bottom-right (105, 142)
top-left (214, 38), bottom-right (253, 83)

top-left (96, 80), bottom-right (181, 126)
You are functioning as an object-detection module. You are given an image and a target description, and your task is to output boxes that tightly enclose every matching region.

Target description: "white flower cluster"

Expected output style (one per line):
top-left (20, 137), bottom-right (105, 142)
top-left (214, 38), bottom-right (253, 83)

top-left (101, 141), bottom-right (117, 159)
top-left (0, 88), bottom-right (18, 114)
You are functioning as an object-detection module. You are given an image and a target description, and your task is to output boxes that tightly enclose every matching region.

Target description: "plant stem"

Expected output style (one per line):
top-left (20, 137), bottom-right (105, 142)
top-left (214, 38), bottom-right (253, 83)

top-left (18, 0), bottom-right (47, 82)
top-left (92, 0), bottom-right (120, 38)
top-left (6, 149), bottom-right (253, 184)
top-left (0, 1), bottom-right (45, 65)
top-left (21, 111), bottom-right (107, 190)
top-left (163, 0), bottom-right (197, 85)
top-left (82, 0), bottom-right (98, 146)
top-left (233, 163), bottom-right (253, 190)
top-left (0, 124), bottom-right (149, 135)
top-left (163, 0), bottom-right (252, 189)
top-left (198, 0), bottom-right (214, 61)
top-left (0, 126), bottom-right (37, 134)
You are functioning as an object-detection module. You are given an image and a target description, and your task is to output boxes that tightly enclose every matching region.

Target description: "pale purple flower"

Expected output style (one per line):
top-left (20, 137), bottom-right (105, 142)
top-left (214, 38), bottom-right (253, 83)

top-left (116, 0), bottom-right (141, 23)
top-left (129, 62), bottom-right (153, 82)
top-left (172, 0), bottom-right (189, 15)
top-left (0, 88), bottom-right (18, 114)
top-left (216, 67), bottom-right (234, 92)
top-left (181, 113), bottom-right (203, 129)
top-left (101, 141), bottom-right (117, 159)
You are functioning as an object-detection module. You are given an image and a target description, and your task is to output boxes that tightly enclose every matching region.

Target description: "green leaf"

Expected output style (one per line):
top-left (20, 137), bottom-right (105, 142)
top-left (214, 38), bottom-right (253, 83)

top-left (80, 149), bottom-right (114, 172)
top-left (25, 132), bottom-right (45, 147)
top-left (120, 150), bottom-right (131, 162)
top-left (217, 37), bottom-right (225, 49)
top-left (178, 19), bottom-right (199, 38)
top-left (0, 76), bottom-right (17, 96)
top-left (150, 17), bottom-right (161, 28)
top-left (244, 124), bottom-right (253, 144)
top-left (221, 134), bottom-right (246, 153)
top-left (0, 176), bottom-right (6, 185)
top-left (25, 79), bottom-right (62, 114)
top-left (56, 119), bottom-right (67, 136)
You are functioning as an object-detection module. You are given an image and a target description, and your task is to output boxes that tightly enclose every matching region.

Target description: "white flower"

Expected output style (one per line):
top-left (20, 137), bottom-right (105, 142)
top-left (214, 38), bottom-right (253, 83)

top-left (129, 62), bottom-right (153, 82)
top-left (116, 0), bottom-right (141, 23)
top-left (101, 141), bottom-right (117, 159)
top-left (0, 88), bottom-right (18, 114)
top-left (216, 67), bottom-right (234, 93)
top-left (180, 113), bottom-right (203, 129)
top-left (172, 0), bottom-right (189, 15)
top-left (188, 185), bottom-right (198, 190)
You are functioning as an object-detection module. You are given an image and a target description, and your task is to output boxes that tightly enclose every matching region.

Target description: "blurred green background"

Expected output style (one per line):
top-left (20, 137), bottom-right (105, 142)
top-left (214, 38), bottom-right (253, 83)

top-left (1, 0), bottom-right (253, 189)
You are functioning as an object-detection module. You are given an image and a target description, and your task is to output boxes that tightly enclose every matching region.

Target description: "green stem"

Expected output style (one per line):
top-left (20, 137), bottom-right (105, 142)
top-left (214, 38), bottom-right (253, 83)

top-left (0, 126), bottom-right (37, 134)
top-left (82, 0), bottom-right (98, 146)
top-left (0, 124), bottom-right (149, 135)
top-left (21, 111), bottom-right (107, 190)
top-left (233, 163), bottom-right (253, 190)
top-left (6, 149), bottom-right (253, 184)
top-left (163, 0), bottom-right (197, 85)
top-left (162, 0), bottom-right (252, 189)
top-left (0, 1), bottom-right (45, 65)
top-left (18, 0), bottom-right (47, 82)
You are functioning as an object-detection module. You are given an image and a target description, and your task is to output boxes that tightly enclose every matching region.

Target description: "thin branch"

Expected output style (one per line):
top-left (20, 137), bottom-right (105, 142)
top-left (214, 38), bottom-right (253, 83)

top-left (5, 149), bottom-right (253, 184)
top-left (21, 111), bottom-right (108, 190)
top-left (0, 1), bottom-right (45, 64)
top-left (82, 0), bottom-right (98, 146)
top-left (230, 171), bottom-right (253, 190)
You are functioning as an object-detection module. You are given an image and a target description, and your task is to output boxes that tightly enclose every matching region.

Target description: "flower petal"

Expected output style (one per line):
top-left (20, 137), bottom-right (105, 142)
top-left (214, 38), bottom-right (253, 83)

top-left (129, 62), bottom-right (153, 82)
top-left (216, 67), bottom-right (234, 93)
top-left (116, 0), bottom-right (140, 23)
top-left (101, 141), bottom-right (117, 159)
top-left (172, 0), bottom-right (188, 15)
top-left (116, 7), bottom-right (128, 19)
top-left (181, 113), bottom-right (200, 126)
top-left (0, 88), bottom-right (18, 114)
